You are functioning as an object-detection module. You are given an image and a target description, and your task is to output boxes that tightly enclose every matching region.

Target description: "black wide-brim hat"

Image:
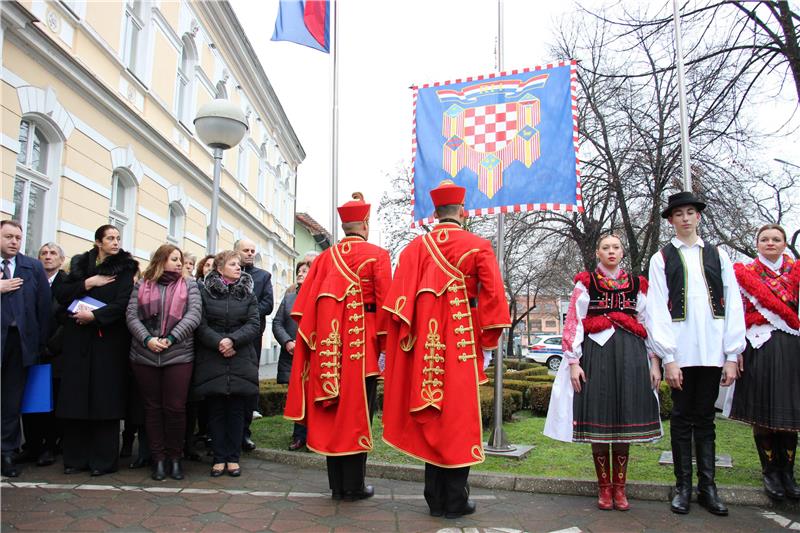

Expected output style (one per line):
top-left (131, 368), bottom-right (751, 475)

top-left (661, 191), bottom-right (707, 219)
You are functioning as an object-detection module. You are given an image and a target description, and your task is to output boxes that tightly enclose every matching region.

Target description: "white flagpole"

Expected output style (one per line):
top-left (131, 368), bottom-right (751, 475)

top-left (486, 0), bottom-right (515, 453)
top-left (330, 0), bottom-right (340, 240)
top-left (672, 0), bottom-right (692, 192)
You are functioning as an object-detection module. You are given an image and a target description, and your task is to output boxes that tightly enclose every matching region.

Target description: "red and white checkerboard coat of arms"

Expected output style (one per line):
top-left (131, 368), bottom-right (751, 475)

top-left (438, 76), bottom-right (545, 199)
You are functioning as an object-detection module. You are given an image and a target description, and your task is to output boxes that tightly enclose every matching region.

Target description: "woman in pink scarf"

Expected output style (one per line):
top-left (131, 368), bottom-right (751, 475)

top-left (126, 244), bottom-right (202, 481)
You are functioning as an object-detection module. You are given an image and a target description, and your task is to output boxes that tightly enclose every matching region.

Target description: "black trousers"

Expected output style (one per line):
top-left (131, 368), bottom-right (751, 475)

top-left (1, 328), bottom-right (27, 457)
top-left (62, 419), bottom-right (120, 473)
top-left (424, 464), bottom-right (471, 513)
top-left (326, 376), bottom-right (378, 494)
top-left (22, 378), bottom-right (62, 456)
top-left (670, 366), bottom-right (722, 446)
top-left (207, 394), bottom-right (247, 463)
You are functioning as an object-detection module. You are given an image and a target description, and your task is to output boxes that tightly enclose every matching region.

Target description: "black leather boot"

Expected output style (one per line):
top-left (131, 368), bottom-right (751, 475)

top-left (170, 459), bottom-right (184, 480)
top-left (670, 438), bottom-right (692, 514)
top-left (778, 432), bottom-right (800, 499)
top-left (151, 460), bottom-right (166, 481)
top-left (754, 430), bottom-right (785, 500)
top-left (696, 440), bottom-right (728, 516)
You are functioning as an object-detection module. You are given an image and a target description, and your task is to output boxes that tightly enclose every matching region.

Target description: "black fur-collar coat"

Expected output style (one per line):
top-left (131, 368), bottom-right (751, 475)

top-left (54, 248), bottom-right (139, 420)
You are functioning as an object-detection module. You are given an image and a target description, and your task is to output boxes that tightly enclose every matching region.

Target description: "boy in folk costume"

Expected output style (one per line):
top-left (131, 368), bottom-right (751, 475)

top-left (284, 193), bottom-right (392, 501)
top-left (382, 180), bottom-right (511, 519)
top-left (728, 224), bottom-right (800, 501)
top-left (544, 234), bottom-right (674, 511)
top-left (647, 192), bottom-right (746, 516)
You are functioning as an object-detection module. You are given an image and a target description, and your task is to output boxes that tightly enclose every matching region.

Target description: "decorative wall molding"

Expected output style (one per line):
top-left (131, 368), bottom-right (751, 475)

top-left (63, 167), bottom-right (111, 198)
top-left (16, 85), bottom-right (75, 139)
top-left (110, 145), bottom-right (144, 185)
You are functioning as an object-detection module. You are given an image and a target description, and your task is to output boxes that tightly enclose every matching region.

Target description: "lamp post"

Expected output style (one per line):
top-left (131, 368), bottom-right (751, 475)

top-left (194, 99), bottom-right (248, 254)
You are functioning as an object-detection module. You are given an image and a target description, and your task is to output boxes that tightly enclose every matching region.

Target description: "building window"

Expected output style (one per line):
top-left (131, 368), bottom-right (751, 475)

top-left (167, 202), bottom-right (185, 245)
top-left (109, 170), bottom-right (136, 247)
top-left (122, 0), bottom-right (144, 75)
top-left (237, 145), bottom-right (249, 187)
top-left (176, 35), bottom-right (197, 126)
top-left (545, 320), bottom-right (557, 329)
top-left (14, 119), bottom-right (54, 256)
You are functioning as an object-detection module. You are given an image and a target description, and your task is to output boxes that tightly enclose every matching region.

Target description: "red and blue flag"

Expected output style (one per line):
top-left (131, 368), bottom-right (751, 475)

top-left (271, 0), bottom-right (330, 53)
top-left (411, 61), bottom-right (583, 225)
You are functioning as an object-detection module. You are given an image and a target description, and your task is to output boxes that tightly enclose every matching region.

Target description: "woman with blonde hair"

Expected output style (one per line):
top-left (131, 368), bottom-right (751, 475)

top-left (126, 244), bottom-right (202, 480)
top-left (194, 250), bottom-right (260, 477)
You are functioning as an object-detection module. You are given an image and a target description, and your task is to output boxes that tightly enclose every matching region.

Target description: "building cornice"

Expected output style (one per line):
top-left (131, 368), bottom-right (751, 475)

top-left (194, 1), bottom-right (306, 165)
top-left (1, 1), bottom-right (296, 258)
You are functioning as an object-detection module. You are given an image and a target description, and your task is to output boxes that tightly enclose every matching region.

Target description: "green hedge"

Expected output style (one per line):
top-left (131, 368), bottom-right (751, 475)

top-left (504, 360), bottom-right (538, 371)
top-left (258, 379), bottom-right (289, 417)
top-left (479, 386), bottom-right (522, 425)
top-left (658, 381), bottom-right (673, 420)
top-left (511, 366), bottom-right (550, 377)
top-left (529, 382), bottom-right (553, 416)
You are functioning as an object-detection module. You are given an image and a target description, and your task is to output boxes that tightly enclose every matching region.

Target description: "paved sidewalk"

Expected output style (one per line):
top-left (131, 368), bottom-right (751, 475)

top-left (2, 457), bottom-right (800, 532)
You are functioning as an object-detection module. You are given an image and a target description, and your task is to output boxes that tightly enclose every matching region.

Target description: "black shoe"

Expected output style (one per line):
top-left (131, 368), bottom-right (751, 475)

top-left (151, 460), bottom-right (166, 481)
top-left (1, 455), bottom-right (19, 478)
top-left (429, 508), bottom-right (444, 517)
top-left (288, 439), bottom-right (306, 451)
top-left (90, 469), bottom-right (104, 477)
top-left (670, 485), bottom-right (691, 514)
top-left (36, 450), bottom-right (56, 467)
top-left (210, 464), bottom-right (225, 477)
top-left (697, 484), bottom-right (728, 516)
top-left (777, 431), bottom-right (800, 499)
top-left (343, 485), bottom-right (374, 501)
top-left (63, 466), bottom-right (83, 475)
top-left (242, 438), bottom-right (256, 452)
top-left (445, 499), bottom-right (476, 519)
top-left (170, 459), bottom-right (184, 480)
top-left (129, 457), bottom-right (149, 469)
top-left (331, 491), bottom-right (342, 500)
top-left (227, 464), bottom-right (242, 477)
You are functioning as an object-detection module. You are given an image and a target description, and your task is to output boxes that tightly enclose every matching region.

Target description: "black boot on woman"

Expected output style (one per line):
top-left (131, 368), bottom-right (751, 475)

top-left (151, 460), bottom-right (166, 481)
top-left (754, 430), bottom-right (785, 500)
top-left (778, 432), bottom-right (800, 499)
top-left (170, 459), bottom-right (184, 480)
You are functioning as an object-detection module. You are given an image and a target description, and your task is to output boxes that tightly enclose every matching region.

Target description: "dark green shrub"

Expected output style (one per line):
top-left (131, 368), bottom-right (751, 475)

top-left (258, 380), bottom-right (289, 417)
top-left (529, 382), bottom-right (553, 416)
top-left (658, 381), bottom-right (673, 419)
top-left (479, 386), bottom-right (522, 424)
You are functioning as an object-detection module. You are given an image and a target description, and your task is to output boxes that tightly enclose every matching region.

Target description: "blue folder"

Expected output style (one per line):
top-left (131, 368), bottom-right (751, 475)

top-left (21, 363), bottom-right (53, 414)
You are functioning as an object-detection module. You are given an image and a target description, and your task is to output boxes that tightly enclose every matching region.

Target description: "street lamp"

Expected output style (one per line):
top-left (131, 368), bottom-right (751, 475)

top-left (194, 99), bottom-right (248, 254)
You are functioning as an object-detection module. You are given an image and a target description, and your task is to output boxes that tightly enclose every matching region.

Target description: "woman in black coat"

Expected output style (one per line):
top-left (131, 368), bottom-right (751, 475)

top-left (194, 250), bottom-right (260, 477)
top-left (54, 225), bottom-right (138, 476)
top-left (272, 261), bottom-right (310, 450)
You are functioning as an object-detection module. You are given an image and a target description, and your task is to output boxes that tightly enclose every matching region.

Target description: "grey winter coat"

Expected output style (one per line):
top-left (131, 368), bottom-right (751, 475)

top-left (126, 278), bottom-right (202, 367)
top-left (193, 270), bottom-right (260, 397)
top-left (272, 288), bottom-right (298, 384)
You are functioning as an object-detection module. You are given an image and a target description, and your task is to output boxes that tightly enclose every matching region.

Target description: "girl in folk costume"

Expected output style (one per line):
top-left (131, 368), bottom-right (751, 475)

top-left (544, 234), bottom-right (674, 511)
top-left (728, 224), bottom-right (800, 501)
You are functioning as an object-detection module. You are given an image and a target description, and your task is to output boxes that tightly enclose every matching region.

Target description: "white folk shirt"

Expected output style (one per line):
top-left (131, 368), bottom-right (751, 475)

top-left (647, 237), bottom-right (746, 367)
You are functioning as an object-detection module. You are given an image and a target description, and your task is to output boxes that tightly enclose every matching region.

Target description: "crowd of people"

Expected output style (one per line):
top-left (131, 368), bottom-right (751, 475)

top-left (0, 222), bottom-right (305, 481)
top-left (1, 184), bottom-right (798, 521)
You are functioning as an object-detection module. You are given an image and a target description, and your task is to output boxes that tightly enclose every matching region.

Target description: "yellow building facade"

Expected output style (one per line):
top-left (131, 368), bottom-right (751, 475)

top-left (1, 0), bottom-right (304, 363)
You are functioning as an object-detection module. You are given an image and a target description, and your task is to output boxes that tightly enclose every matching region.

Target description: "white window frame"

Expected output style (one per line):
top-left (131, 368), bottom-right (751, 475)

top-left (167, 202), bottom-right (185, 245)
top-left (237, 145), bottom-right (249, 188)
top-left (109, 170), bottom-right (137, 249)
top-left (122, 0), bottom-right (145, 77)
top-left (14, 118), bottom-right (61, 256)
top-left (175, 34), bottom-right (198, 128)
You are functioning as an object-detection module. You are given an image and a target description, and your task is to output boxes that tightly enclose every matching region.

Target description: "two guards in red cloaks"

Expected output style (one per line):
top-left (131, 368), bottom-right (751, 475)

top-left (382, 180), bottom-right (511, 519)
top-left (284, 192), bottom-right (392, 501)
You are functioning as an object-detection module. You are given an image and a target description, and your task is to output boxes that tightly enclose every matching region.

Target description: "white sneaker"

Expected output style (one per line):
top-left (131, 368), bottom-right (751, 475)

top-left (252, 411), bottom-right (263, 419)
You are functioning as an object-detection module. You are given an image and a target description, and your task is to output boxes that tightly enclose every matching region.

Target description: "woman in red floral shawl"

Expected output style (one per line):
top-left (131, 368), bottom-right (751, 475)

top-left (729, 224), bottom-right (800, 501)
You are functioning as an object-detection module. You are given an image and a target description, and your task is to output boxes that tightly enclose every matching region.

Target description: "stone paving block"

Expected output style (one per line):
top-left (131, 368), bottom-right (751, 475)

top-left (139, 514), bottom-right (194, 529)
top-left (67, 507), bottom-right (111, 519)
top-left (64, 517), bottom-right (116, 531)
top-left (192, 510), bottom-right (232, 523)
top-left (100, 513), bottom-right (148, 529)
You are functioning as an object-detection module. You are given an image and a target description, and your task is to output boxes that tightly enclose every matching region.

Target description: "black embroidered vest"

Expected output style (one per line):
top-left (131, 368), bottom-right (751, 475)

top-left (585, 273), bottom-right (640, 317)
top-left (661, 243), bottom-right (725, 321)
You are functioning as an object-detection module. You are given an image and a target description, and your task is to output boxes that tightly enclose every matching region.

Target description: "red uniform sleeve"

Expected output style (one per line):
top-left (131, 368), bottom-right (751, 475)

top-left (475, 241), bottom-right (511, 350)
top-left (373, 248), bottom-right (393, 353)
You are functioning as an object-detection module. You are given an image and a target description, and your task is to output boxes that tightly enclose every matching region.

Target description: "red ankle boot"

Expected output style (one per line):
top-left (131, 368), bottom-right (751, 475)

top-left (593, 450), bottom-right (613, 510)
top-left (612, 450), bottom-right (630, 511)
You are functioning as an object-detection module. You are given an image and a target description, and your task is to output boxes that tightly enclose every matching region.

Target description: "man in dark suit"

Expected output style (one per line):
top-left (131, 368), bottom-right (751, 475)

top-left (19, 243), bottom-right (67, 467)
top-left (1, 220), bottom-right (51, 477)
top-left (234, 238), bottom-right (273, 451)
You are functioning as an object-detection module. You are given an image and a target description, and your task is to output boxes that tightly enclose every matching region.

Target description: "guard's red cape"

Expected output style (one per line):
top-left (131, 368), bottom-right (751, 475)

top-left (284, 236), bottom-right (392, 455)
top-left (381, 223), bottom-right (511, 467)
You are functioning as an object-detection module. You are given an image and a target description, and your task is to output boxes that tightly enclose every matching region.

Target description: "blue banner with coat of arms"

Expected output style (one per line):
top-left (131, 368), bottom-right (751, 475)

top-left (410, 61), bottom-right (583, 225)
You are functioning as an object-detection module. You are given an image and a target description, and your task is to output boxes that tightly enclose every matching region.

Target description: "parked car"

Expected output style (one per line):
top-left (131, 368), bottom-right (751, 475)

top-left (524, 334), bottom-right (563, 371)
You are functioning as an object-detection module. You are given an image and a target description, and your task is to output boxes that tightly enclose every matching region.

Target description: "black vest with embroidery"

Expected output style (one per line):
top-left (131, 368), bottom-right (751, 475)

top-left (661, 243), bottom-right (725, 321)
top-left (585, 273), bottom-right (640, 317)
